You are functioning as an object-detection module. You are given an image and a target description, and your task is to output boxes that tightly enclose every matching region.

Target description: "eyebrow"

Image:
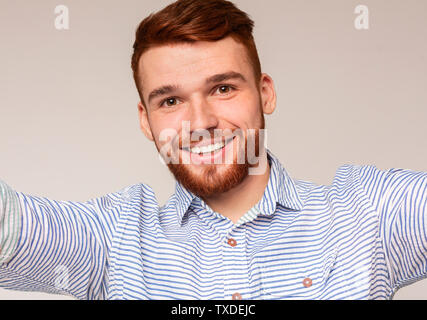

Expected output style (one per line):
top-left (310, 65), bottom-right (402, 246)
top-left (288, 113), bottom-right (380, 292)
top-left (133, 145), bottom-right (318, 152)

top-left (205, 71), bottom-right (246, 85)
top-left (147, 71), bottom-right (247, 105)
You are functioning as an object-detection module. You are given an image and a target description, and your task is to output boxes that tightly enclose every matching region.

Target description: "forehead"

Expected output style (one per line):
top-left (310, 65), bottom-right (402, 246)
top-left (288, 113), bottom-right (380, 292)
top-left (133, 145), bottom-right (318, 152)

top-left (138, 37), bottom-right (253, 93)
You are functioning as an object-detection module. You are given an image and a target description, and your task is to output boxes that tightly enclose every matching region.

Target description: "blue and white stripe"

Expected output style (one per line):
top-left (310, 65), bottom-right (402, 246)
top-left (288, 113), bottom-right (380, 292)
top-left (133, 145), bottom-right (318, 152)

top-left (0, 150), bottom-right (426, 299)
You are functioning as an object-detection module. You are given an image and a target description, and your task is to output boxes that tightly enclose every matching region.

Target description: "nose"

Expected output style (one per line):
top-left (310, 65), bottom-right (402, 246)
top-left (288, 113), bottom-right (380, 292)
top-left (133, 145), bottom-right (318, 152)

top-left (187, 95), bottom-right (219, 132)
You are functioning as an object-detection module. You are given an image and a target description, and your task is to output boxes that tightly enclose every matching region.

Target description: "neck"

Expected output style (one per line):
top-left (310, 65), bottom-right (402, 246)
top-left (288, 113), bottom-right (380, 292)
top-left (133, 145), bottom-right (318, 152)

top-left (203, 151), bottom-right (271, 224)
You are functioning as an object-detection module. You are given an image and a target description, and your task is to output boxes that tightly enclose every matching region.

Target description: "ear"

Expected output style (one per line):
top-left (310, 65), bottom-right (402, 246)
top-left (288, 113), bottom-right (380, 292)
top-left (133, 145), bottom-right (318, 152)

top-left (138, 101), bottom-right (154, 141)
top-left (259, 73), bottom-right (277, 115)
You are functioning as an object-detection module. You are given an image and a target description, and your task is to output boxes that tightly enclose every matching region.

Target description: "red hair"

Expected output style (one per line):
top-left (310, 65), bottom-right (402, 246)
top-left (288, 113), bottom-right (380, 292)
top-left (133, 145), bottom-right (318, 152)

top-left (131, 0), bottom-right (262, 105)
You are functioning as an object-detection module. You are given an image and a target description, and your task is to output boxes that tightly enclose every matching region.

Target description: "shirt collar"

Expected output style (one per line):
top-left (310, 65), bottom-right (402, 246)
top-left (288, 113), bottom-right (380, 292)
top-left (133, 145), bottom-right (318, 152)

top-left (173, 149), bottom-right (303, 225)
top-left (174, 180), bottom-right (197, 225)
top-left (256, 149), bottom-right (304, 216)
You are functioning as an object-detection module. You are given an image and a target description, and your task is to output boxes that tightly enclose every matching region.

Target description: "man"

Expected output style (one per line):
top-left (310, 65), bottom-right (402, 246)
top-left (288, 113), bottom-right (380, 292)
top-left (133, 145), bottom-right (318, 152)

top-left (0, 0), bottom-right (426, 300)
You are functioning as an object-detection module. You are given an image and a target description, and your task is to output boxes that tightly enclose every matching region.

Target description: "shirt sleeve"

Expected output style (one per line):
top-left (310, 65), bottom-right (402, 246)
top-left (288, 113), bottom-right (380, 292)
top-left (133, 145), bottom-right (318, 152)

top-left (0, 180), bottom-right (123, 300)
top-left (0, 180), bottom-right (21, 265)
top-left (359, 166), bottom-right (427, 290)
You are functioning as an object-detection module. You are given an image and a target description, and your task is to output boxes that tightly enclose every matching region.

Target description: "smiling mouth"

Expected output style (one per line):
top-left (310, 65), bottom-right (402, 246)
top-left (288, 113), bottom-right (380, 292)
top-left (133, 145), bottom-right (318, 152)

top-left (181, 136), bottom-right (235, 155)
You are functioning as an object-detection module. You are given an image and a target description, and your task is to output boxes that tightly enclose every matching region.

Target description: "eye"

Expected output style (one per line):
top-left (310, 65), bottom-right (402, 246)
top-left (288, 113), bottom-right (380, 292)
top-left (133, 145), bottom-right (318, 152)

top-left (160, 97), bottom-right (181, 108)
top-left (215, 85), bottom-right (234, 95)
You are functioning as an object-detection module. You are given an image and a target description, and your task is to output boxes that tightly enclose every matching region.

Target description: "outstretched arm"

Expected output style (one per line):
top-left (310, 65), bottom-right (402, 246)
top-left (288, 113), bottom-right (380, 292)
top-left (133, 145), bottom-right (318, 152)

top-left (0, 180), bottom-right (121, 299)
top-left (360, 166), bottom-right (427, 291)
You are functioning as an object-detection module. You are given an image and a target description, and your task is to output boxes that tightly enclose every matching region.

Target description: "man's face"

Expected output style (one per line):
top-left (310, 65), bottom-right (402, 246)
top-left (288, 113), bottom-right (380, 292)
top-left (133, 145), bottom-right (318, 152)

top-left (137, 36), bottom-right (276, 198)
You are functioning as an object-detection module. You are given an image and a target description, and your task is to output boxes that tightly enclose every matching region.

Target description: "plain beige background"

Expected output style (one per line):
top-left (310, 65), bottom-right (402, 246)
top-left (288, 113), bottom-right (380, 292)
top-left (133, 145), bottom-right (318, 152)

top-left (0, 0), bottom-right (426, 299)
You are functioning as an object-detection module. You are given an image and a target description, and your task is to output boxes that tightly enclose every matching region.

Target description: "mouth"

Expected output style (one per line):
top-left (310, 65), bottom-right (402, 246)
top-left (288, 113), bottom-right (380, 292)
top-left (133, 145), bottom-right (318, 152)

top-left (181, 136), bottom-right (235, 155)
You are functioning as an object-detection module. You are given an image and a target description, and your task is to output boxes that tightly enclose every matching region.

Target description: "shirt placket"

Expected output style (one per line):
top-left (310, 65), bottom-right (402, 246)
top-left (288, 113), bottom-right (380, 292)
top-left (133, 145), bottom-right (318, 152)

top-left (222, 226), bottom-right (250, 300)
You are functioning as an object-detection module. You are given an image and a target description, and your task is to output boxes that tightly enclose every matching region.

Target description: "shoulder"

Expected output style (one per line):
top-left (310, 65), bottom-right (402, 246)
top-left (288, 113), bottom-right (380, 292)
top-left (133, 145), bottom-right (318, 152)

top-left (293, 164), bottom-right (384, 205)
top-left (334, 164), bottom-right (426, 209)
top-left (88, 183), bottom-right (159, 218)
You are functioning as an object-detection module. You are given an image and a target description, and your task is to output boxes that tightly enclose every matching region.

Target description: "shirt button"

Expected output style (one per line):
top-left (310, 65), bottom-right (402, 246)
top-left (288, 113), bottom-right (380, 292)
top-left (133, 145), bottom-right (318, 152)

top-left (227, 238), bottom-right (237, 247)
top-left (303, 277), bottom-right (312, 288)
top-left (232, 292), bottom-right (242, 300)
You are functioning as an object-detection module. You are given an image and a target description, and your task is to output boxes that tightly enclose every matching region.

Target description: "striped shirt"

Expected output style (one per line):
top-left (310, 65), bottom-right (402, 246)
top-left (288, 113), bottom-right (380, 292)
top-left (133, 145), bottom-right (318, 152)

top-left (0, 150), bottom-right (426, 300)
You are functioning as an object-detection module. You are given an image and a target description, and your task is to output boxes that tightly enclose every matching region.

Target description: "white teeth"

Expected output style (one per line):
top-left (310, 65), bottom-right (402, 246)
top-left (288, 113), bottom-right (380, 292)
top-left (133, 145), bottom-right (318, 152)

top-left (190, 142), bottom-right (225, 154)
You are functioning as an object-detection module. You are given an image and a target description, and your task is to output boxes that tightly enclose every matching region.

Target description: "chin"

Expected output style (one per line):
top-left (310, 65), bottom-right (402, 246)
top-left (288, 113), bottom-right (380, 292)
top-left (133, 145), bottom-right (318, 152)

top-left (168, 161), bottom-right (249, 198)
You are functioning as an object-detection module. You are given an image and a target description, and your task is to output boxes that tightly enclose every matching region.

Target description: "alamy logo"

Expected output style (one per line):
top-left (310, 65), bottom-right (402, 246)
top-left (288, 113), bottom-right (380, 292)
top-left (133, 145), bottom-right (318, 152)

top-left (54, 265), bottom-right (69, 290)
top-left (354, 5), bottom-right (369, 30)
top-left (54, 5), bottom-right (69, 30)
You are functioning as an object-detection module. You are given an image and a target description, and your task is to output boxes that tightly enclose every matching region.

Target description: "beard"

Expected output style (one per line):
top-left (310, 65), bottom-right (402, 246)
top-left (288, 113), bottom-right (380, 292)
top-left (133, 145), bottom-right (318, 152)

top-left (163, 114), bottom-right (265, 199)
top-left (169, 160), bottom-right (249, 198)
top-left (167, 147), bottom-right (250, 198)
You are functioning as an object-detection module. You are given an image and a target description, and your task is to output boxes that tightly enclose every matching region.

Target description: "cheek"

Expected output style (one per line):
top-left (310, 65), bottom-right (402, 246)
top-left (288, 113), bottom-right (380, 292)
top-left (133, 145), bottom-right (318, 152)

top-left (149, 112), bottom-right (185, 146)
top-left (219, 94), bottom-right (262, 128)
